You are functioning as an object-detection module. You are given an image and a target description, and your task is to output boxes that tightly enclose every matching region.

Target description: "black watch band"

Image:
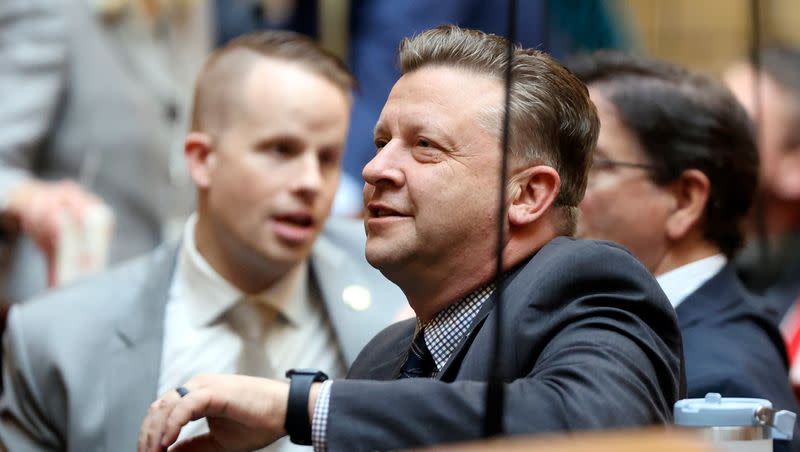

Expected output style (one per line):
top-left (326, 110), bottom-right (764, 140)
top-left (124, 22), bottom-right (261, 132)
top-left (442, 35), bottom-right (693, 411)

top-left (284, 368), bottom-right (329, 445)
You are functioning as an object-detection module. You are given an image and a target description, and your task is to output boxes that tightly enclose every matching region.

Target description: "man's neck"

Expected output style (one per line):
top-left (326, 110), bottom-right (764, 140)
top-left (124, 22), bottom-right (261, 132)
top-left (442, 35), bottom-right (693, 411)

top-left (403, 232), bottom-right (554, 324)
top-left (652, 239), bottom-right (721, 277)
top-left (193, 215), bottom-right (291, 294)
top-left (404, 268), bottom-right (495, 325)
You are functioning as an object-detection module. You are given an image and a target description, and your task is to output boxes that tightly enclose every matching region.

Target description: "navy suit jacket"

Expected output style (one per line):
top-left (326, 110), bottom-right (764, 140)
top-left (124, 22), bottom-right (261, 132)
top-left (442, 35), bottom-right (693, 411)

top-left (677, 265), bottom-right (800, 451)
top-left (325, 237), bottom-right (684, 451)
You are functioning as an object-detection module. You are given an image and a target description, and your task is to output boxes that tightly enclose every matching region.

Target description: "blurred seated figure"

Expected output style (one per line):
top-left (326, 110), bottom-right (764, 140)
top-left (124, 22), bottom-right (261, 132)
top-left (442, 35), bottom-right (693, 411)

top-left (0, 0), bottom-right (212, 301)
top-left (568, 51), bottom-right (800, 451)
top-left (0, 30), bottom-right (408, 451)
top-left (724, 47), bottom-right (800, 371)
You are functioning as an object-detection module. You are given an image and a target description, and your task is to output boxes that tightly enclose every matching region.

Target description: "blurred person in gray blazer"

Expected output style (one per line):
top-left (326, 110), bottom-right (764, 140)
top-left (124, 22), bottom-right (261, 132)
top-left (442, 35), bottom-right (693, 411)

top-left (0, 0), bottom-right (212, 301)
top-left (0, 30), bottom-right (408, 451)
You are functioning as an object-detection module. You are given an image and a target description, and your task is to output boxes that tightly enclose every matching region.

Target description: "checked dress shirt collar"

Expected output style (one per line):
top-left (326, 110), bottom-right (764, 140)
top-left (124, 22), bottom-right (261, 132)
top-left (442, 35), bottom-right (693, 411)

top-left (417, 282), bottom-right (496, 376)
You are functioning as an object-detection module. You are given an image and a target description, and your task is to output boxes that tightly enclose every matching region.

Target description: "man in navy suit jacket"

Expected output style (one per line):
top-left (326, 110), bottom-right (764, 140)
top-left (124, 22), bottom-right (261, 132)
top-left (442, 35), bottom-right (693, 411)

top-left (569, 51), bottom-right (800, 450)
top-left (138, 26), bottom-right (684, 452)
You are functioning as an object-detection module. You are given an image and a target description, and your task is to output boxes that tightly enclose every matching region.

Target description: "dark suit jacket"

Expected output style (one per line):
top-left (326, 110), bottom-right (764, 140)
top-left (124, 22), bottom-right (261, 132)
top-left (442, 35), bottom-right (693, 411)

top-left (677, 265), bottom-right (800, 451)
top-left (326, 237), bottom-right (684, 451)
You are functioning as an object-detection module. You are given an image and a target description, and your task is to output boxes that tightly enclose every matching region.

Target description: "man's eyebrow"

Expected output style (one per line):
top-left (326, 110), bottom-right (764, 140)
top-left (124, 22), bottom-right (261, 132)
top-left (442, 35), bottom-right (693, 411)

top-left (372, 117), bottom-right (458, 150)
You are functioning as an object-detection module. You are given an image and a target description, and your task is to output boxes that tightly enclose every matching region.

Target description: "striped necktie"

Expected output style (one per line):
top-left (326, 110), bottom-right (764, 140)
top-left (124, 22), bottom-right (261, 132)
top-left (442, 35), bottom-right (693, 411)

top-left (398, 329), bottom-right (435, 379)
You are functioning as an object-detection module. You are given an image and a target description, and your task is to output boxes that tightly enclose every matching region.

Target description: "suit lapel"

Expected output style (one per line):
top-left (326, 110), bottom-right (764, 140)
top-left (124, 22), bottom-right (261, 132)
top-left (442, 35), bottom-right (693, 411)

top-left (311, 237), bottom-right (396, 366)
top-left (105, 243), bottom-right (179, 450)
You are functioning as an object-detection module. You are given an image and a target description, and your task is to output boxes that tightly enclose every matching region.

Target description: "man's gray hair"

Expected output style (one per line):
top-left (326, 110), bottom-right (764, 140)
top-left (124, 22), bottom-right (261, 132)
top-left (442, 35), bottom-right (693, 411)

top-left (398, 25), bottom-right (599, 233)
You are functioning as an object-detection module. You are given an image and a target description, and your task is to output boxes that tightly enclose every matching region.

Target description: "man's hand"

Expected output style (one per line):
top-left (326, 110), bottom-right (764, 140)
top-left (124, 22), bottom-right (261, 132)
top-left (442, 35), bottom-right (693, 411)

top-left (6, 179), bottom-right (104, 285)
top-left (137, 375), bottom-right (291, 452)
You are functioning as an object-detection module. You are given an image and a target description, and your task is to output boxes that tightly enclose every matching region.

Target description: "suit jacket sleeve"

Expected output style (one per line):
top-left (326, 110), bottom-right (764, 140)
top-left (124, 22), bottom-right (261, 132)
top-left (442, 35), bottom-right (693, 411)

top-left (0, 307), bottom-right (63, 451)
top-left (326, 241), bottom-right (682, 451)
top-left (0, 0), bottom-right (68, 204)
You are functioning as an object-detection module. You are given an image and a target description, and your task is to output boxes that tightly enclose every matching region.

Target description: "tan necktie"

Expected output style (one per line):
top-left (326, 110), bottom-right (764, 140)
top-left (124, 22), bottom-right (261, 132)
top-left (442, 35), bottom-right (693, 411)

top-left (227, 298), bottom-right (280, 377)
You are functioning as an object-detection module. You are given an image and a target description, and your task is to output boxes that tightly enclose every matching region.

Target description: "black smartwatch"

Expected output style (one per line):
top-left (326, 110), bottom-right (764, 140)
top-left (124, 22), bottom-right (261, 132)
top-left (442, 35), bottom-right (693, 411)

top-left (284, 368), bottom-right (329, 445)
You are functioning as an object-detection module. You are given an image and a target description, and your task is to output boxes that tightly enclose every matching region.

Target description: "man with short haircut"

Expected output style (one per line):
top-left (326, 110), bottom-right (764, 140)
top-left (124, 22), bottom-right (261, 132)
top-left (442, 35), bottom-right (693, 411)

top-left (0, 31), bottom-right (407, 451)
top-left (568, 51), bottom-right (799, 449)
top-left (139, 25), bottom-right (682, 452)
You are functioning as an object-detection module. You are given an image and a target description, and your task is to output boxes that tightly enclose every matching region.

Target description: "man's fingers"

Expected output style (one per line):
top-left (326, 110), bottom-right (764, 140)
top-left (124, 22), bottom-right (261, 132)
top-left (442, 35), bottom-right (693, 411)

top-left (58, 181), bottom-right (101, 218)
top-left (139, 375), bottom-right (282, 452)
top-left (13, 181), bottom-right (109, 286)
top-left (160, 388), bottom-right (214, 448)
top-left (22, 190), bottom-right (73, 251)
top-left (28, 199), bottom-right (61, 259)
top-left (16, 180), bottom-right (101, 235)
top-left (170, 433), bottom-right (224, 452)
top-left (139, 390), bottom-right (183, 452)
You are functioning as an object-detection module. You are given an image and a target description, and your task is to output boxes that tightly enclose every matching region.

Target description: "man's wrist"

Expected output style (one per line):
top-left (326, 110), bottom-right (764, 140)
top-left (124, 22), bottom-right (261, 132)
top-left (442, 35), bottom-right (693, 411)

top-left (270, 380), bottom-right (290, 436)
top-left (308, 382), bottom-right (322, 420)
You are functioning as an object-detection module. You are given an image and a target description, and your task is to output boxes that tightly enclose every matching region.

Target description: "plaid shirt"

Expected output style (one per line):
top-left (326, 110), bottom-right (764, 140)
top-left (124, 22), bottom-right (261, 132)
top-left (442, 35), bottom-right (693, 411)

top-left (311, 282), bottom-right (496, 451)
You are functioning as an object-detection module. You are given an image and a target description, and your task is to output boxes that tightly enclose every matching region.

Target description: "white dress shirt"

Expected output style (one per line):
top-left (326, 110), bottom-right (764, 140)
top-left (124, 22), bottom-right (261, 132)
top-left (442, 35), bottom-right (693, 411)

top-left (158, 215), bottom-right (346, 451)
top-left (656, 254), bottom-right (727, 309)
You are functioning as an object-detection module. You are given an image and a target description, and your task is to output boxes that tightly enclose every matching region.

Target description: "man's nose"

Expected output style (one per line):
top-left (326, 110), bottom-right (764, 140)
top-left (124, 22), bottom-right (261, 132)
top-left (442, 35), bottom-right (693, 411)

top-left (362, 140), bottom-right (405, 188)
top-left (292, 151), bottom-right (323, 200)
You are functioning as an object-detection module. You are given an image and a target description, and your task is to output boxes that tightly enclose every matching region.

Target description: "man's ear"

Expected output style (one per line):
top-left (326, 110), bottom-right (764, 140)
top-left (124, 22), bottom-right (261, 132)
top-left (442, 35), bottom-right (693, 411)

top-left (185, 132), bottom-right (215, 189)
top-left (665, 169), bottom-right (710, 241)
top-left (507, 165), bottom-right (560, 227)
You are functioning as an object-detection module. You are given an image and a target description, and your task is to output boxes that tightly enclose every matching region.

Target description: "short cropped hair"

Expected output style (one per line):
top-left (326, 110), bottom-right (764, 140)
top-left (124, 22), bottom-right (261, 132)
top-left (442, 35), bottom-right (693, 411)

top-left (190, 30), bottom-right (355, 134)
top-left (398, 25), bottom-right (599, 234)
top-left (567, 51), bottom-right (759, 257)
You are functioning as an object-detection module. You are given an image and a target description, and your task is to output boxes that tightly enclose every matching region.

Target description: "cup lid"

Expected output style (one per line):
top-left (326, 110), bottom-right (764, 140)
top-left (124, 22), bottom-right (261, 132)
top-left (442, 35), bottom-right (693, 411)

top-left (674, 393), bottom-right (795, 440)
top-left (675, 393), bottom-right (772, 427)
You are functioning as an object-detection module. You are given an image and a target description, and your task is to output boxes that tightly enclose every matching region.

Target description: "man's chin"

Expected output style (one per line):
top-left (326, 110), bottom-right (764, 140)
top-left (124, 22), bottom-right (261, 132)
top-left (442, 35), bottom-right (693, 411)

top-left (252, 236), bottom-right (314, 267)
top-left (365, 244), bottom-right (404, 271)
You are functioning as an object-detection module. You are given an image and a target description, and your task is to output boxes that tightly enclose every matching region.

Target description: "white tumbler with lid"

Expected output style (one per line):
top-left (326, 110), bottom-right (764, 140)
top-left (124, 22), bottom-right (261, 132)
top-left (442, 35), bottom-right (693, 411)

top-left (674, 393), bottom-right (796, 452)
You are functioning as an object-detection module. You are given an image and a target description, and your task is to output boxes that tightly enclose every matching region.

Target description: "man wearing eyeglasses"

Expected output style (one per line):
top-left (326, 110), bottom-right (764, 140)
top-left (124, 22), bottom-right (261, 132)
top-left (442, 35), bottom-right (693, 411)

top-left (568, 51), bottom-right (800, 450)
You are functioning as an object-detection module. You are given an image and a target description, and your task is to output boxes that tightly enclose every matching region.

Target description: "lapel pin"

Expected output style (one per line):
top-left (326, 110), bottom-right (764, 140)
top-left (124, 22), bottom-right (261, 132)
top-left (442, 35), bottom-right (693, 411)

top-left (342, 285), bottom-right (371, 311)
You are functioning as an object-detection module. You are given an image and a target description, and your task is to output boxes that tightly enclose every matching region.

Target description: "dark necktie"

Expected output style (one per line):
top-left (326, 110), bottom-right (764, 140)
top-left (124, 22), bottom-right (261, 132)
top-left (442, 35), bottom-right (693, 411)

top-left (398, 329), bottom-right (435, 379)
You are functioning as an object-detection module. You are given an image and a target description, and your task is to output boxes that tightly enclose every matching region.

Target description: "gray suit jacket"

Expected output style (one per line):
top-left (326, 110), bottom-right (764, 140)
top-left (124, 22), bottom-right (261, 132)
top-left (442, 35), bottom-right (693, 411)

top-left (0, 0), bottom-right (211, 301)
top-left (0, 218), bottom-right (407, 451)
top-left (327, 238), bottom-right (685, 451)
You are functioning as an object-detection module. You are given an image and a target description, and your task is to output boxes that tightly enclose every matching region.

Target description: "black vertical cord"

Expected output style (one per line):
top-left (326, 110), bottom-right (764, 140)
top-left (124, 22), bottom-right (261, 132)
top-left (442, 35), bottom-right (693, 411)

top-left (483, 0), bottom-right (517, 438)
